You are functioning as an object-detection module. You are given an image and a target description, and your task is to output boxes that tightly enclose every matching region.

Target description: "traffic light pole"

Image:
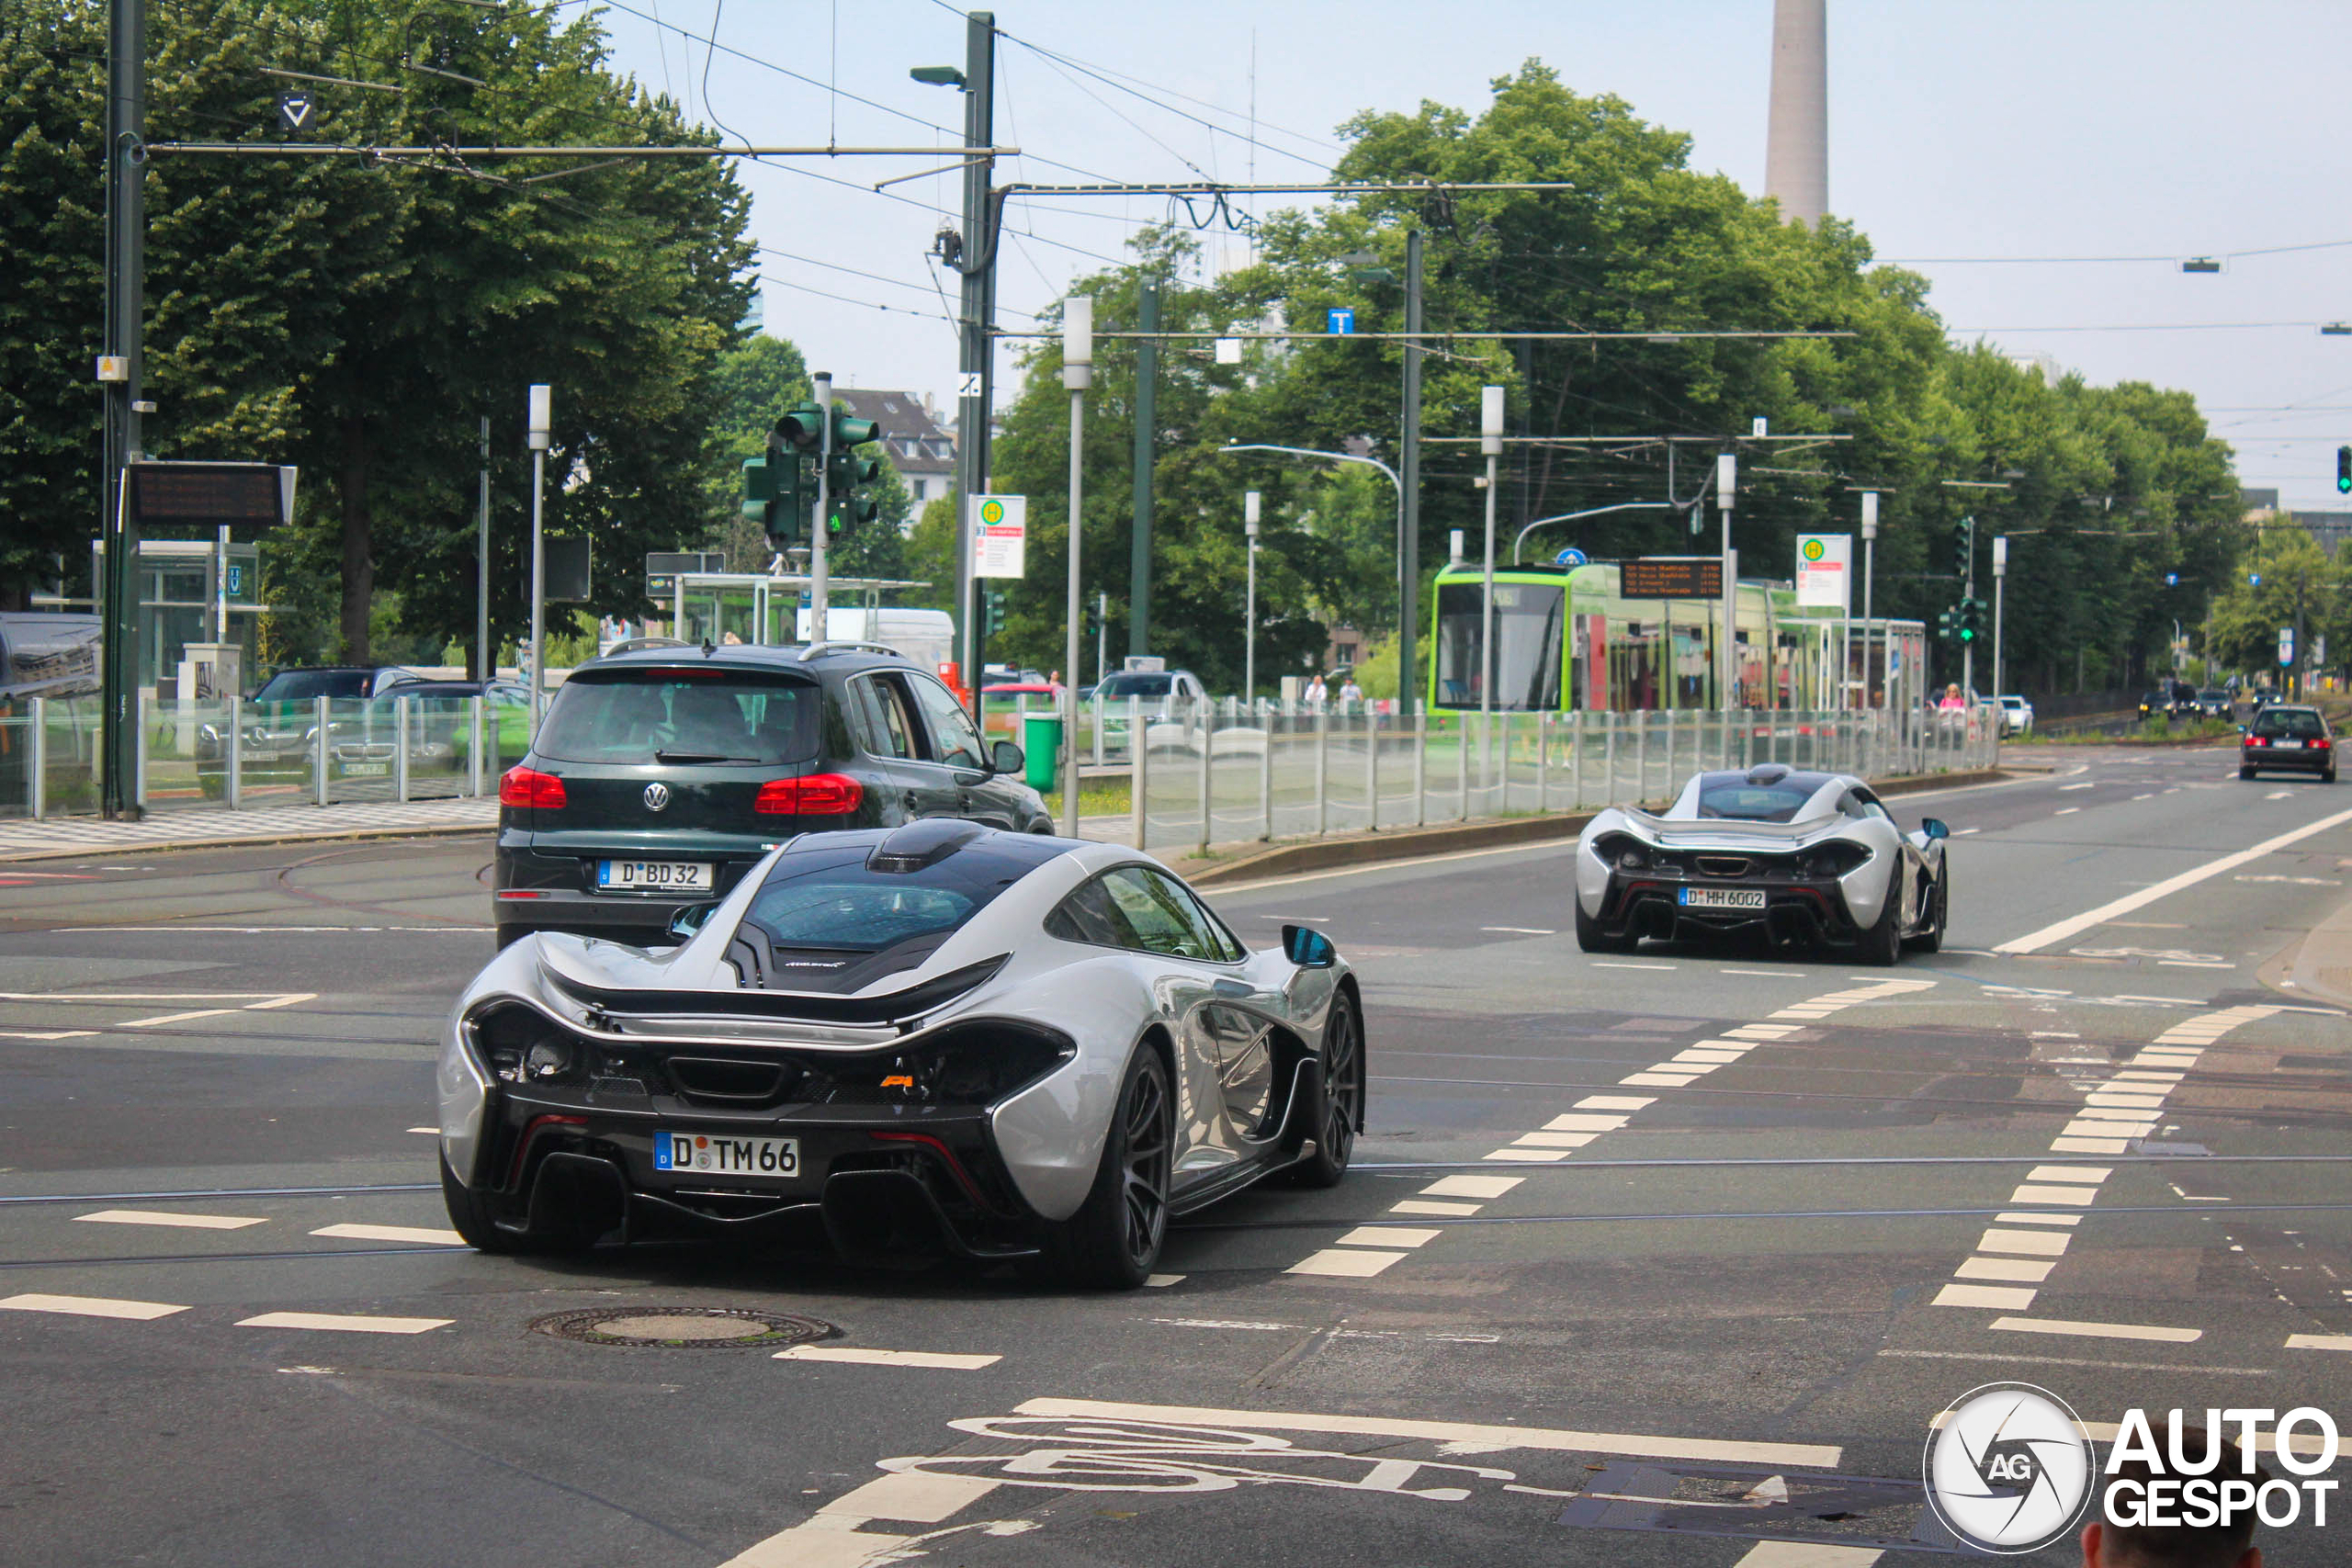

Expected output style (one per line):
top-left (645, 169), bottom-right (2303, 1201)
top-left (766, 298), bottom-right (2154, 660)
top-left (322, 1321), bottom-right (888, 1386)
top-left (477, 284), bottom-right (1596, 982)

top-left (1962, 515), bottom-right (1977, 700)
top-left (811, 370), bottom-right (832, 631)
top-left (950, 10), bottom-right (997, 721)
top-left (1991, 535), bottom-right (2007, 704)
top-left (99, 0), bottom-right (147, 818)
top-left (1398, 229), bottom-right (1423, 710)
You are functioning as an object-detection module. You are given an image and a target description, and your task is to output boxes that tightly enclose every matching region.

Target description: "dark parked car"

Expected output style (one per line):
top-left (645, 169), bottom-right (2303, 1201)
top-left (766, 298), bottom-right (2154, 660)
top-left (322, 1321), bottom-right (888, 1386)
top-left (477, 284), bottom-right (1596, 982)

top-left (197, 665), bottom-right (442, 795)
top-left (2240, 705), bottom-right (2335, 782)
top-left (492, 642), bottom-right (1053, 947)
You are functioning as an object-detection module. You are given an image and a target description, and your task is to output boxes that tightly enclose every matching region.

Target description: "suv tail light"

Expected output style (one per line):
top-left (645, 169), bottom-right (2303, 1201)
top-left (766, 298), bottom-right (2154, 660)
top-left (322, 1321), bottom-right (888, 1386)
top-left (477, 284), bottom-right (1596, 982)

top-left (500, 766), bottom-right (568, 809)
top-left (755, 773), bottom-right (864, 815)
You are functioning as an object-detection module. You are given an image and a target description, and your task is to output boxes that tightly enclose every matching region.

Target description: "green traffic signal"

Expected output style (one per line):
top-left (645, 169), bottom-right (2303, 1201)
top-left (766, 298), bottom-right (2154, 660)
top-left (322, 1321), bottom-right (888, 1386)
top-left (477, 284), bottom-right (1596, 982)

top-left (983, 589), bottom-right (1008, 637)
top-left (740, 454), bottom-right (775, 525)
top-left (2337, 445), bottom-right (2350, 495)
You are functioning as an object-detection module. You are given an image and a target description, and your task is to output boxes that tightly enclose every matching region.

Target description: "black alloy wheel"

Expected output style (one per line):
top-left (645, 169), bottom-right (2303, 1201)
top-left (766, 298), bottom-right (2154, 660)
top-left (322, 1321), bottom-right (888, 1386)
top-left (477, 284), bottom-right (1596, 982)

top-left (1858, 876), bottom-right (1905, 966)
top-left (1049, 1047), bottom-right (1173, 1288)
top-left (1290, 991), bottom-right (1363, 1189)
top-left (1575, 898), bottom-right (1637, 953)
top-left (1906, 863), bottom-right (1948, 953)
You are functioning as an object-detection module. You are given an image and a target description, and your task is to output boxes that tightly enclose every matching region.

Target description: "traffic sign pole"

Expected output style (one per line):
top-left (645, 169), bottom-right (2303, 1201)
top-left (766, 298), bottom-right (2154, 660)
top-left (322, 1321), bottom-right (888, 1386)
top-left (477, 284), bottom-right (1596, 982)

top-left (1991, 535), bottom-right (2007, 707)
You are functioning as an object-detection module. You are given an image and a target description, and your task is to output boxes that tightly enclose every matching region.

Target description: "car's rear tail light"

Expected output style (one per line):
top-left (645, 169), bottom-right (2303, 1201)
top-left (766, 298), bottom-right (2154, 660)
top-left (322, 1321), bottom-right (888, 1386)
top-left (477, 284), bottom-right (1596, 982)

top-left (2251, 736), bottom-right (2270, 748)
top-left (755, 773), bottom-right (864, 815)
top-left (500, 766), bottom-right (567, 809)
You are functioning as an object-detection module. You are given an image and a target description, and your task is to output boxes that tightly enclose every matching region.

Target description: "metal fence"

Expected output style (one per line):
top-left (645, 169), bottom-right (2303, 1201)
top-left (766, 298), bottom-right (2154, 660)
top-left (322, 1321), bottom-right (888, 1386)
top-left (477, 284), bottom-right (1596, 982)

top-left (0, 694), bottom-right (526, 820)
top-left (1121, 700), bottom-right (2001, 854)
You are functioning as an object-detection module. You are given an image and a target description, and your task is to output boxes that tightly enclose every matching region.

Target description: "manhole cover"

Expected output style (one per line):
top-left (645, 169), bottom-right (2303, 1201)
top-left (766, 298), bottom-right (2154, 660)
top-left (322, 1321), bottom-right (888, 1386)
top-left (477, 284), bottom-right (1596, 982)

top-left (529, 1307), bottom-right (835, 1349)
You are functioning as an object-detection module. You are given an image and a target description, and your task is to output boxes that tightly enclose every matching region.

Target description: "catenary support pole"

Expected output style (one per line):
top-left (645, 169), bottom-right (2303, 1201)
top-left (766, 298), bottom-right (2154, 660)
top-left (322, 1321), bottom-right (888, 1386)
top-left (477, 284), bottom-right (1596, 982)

top-left (1479, 385), bottom-right (1504, 744)
top-left (1128, 278), bottom-right (1160, 658)
top-left (1399, 229), bottom-right (1423, 708)
top-left (949, 9), bottom-right (997, 726)
top-left (1992, 535), bottom-right (2007, 706)
top-left (99, 0), bottom-right (147, 818)
top-left (1860, 491), bottom-right (1878, 705)
top-left (811, 370), bottom-right (833, 630)
top-left (1243, 491), bottom-right (1260, 704)
top-left (1060, 298), bottom-right (1091, 837)
top-left (1717, 454), bottom-right (1737, 708)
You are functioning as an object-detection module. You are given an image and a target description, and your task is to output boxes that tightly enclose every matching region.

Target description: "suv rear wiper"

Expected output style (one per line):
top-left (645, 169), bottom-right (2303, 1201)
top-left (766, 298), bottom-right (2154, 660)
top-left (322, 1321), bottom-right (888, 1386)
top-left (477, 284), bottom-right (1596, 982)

top-left (653, 750), bottom-right (761, 764)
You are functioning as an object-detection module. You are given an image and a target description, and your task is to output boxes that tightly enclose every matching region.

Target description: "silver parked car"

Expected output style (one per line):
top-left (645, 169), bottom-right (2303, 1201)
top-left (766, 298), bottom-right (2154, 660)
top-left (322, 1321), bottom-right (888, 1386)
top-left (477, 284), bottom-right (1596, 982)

top-left (437, 818), bottom-right (1363, 1286)
top-left (1574, 764), bottom-right (1951, 964)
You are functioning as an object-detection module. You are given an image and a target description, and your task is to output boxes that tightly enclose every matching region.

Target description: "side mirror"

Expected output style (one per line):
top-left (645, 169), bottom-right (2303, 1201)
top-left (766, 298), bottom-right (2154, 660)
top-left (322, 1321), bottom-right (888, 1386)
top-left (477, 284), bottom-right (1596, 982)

top-left (666, 902), bottom-right (719, 942)
top-left (1282, 923), bottom-right (1337, 968)
top-left (990, 739), bottom-right (1024, 775)
top-left (1920, 818), bottom-right (1950, 840)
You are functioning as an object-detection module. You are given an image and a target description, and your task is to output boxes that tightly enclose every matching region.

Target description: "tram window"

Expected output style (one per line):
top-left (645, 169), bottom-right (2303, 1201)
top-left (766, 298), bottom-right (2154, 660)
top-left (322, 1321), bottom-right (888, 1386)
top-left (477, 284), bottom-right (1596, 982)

top-left (1434, 581), bottom-right (1565, 711)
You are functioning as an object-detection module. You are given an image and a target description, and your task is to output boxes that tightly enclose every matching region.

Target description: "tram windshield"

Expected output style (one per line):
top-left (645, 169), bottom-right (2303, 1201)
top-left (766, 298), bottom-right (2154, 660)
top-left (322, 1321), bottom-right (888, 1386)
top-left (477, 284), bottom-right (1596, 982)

top-left (1433, 581), bottom-right (1565, 710)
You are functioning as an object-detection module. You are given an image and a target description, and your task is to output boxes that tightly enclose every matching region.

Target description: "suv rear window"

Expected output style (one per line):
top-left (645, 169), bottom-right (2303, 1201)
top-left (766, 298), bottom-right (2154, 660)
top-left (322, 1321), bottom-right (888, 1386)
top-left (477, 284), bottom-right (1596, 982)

top-left (535, 669), bottom-right (821, 765)
top-left (254, 670), bottom-right (372, 703)
top-left (2252, 708), bottom-right (2325, 739)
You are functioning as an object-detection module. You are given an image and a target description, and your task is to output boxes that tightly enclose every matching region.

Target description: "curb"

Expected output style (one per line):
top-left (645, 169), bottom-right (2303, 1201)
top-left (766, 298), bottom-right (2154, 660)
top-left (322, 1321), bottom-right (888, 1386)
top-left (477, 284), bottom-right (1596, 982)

top-left (1185, 768), bottom-right (2012, 887)
top-left (0, 818), bottom-right (496, 865)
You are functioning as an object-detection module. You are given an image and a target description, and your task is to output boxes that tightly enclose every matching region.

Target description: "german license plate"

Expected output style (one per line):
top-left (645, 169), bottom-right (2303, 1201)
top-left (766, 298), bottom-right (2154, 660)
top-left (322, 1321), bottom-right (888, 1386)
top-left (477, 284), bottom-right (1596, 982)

top-left (598, 860), bottom-right (713, 892)
top-left (344, 761), bottom-right (390, 776)
top-left (653, 1131), bottom-right (797, 1178)
top-left (1679, 886), bottom-right (1766, 910)
top-left (2275, 739), bottom-right (2302, 749)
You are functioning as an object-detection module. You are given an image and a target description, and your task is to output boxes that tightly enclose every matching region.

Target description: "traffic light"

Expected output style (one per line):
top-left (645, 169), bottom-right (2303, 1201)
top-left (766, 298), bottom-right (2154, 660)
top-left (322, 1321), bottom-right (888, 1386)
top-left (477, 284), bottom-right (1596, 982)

top-left (1937, 606), bottom-right (1958, 643)
top-left (1950, 525), bottom-right (1972, 581)
top-left (983, 589), bottom-right (1007, 638)
top-left (1956, 598), bottom-right (1984, 646)
top-left (824, 408), bottom-right (884, 536)
top-left (2337, 445), bottom-right (2350, 495)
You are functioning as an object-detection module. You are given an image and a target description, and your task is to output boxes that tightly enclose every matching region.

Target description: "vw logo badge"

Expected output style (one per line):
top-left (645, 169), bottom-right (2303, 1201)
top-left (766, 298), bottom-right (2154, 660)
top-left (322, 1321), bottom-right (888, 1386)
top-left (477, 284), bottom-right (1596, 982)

top-left (642, 782), bottom-right (672, 812)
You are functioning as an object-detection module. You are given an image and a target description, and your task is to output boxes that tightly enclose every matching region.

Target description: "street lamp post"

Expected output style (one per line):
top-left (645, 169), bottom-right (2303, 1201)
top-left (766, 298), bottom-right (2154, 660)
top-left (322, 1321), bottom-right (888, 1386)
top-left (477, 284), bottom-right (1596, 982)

top-left (1992, 535), bottom-right (2008, 705)
top-left (1243, 491), bottom-right (1261, 704)
top-left (526, 383), bottom-right (550, 727)
top-left (1511, 502), bottom-right (1674, 563)
top-left (1222, 441), bottom-right (1403, 685)
top-left (1060, 296), bottom-right (1092, 838)
top-left (1716, 453), bottom-right (1737, 708)
top-left (1860, 491), bottom-right (1878, 706)
top-left (1480, 387), bottom-right (1504, 730)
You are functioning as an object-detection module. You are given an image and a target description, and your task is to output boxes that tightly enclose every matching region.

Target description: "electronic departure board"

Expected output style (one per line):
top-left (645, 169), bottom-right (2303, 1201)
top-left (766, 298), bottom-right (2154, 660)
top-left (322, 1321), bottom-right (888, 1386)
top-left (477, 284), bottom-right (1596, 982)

top-left (126, 463), bottom-right (292, 527)
top-left (1619, 557), bottom-right (1723, 598)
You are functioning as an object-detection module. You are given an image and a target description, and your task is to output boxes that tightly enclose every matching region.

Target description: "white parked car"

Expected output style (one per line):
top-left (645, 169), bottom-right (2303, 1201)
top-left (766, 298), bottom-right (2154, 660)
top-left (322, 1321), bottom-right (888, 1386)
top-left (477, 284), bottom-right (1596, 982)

top-left (1996, 694), bottom-right (2033, 736)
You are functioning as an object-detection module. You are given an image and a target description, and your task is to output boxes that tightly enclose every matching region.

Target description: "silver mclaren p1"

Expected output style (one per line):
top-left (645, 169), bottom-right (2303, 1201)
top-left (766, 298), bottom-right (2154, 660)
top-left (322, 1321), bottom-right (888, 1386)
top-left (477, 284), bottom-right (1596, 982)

top-left (435, 818), bottom-right (1363, 1287)
top-left (1573, 763), bottom-right (1951, 964)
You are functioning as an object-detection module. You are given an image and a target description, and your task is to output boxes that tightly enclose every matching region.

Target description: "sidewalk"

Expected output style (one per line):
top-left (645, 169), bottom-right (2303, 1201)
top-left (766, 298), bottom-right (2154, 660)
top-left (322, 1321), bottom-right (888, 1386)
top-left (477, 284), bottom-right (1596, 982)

top-left (0, 796), bottom-right (498, 863)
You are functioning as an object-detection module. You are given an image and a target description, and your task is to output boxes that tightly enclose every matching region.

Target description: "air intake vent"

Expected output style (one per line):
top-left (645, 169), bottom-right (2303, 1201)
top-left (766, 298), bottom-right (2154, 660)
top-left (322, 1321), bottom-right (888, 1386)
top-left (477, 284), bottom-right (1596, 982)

top-left (1696, 856), bottom-right (1751, 878)
top-left (668, 1056), bottom-right (788, 1102)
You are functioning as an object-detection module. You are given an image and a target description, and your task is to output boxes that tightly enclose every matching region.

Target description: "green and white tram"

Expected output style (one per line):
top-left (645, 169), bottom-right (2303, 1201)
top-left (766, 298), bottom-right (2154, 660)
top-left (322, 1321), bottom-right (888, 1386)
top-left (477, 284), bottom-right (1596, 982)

top-left (1428, 560), bottom-right (1926, 714)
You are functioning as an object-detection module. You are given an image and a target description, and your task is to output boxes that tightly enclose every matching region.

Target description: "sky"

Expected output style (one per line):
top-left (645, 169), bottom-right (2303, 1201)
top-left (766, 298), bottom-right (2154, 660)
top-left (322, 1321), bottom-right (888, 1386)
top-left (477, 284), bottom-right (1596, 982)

top-left (582, 0), bottom-right (2352, 513)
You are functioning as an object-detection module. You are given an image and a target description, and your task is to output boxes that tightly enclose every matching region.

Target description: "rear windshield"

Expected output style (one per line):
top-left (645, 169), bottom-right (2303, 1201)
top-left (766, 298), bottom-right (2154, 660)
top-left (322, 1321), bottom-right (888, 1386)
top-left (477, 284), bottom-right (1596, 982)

top-left (743, 841), bottom-right (1036, 953)
top-left (1695, 784), bottom-right (1818, 822)
top-left (2199, 690), bottom-right (2227, 701)
top-left (2253, 708), bottom-right (2325, 739)
top-left (254, 670), bottom-right (371, 703)
top-left (535, 669), bottom-right (821, 765)
top-left (1096, 672), bottom-right (1173, 697)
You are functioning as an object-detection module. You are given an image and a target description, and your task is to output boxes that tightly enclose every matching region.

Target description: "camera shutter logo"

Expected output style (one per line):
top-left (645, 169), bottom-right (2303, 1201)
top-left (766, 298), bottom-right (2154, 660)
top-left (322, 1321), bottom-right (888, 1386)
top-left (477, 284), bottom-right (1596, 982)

top-left (1923, 1382), bottom-right (2096, 1553)
top-left (643, 782), bottom-right (671, 813)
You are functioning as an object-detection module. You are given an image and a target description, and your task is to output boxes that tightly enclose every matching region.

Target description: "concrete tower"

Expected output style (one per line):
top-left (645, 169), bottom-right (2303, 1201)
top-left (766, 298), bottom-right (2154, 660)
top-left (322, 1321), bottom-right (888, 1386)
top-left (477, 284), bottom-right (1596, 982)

top-left (1764, 0), bottom-right (1828, 225)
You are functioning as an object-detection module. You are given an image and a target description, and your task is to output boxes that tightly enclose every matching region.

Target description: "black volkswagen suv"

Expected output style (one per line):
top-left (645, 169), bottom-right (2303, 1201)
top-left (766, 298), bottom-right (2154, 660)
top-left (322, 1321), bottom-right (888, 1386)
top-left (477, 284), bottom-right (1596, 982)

top-left (493, 643), bottom-right (1052, 947)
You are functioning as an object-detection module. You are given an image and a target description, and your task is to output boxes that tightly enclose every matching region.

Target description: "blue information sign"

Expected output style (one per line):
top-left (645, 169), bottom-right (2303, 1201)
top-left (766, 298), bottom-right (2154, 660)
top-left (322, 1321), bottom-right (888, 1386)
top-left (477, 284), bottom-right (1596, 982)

top-left (1327, 307), bottom-right (1355, 335)
top-left (225, 564), bottom-right (243, 595)
top-left (1554, 547), bottom-right (1588, 567)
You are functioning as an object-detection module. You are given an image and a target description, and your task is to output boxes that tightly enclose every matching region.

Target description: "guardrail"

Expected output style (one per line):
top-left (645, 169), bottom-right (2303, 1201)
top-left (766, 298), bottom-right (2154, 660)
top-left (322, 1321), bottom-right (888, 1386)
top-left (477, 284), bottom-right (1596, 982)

top-left (1118, 699), bottom-right (2001, 854)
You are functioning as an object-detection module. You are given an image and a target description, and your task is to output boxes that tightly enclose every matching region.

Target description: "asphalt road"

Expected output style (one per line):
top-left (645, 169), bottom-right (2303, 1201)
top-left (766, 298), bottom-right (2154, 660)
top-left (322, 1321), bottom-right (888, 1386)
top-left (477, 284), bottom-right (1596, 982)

top-left (3, 745), bottom-right (2349, 1566)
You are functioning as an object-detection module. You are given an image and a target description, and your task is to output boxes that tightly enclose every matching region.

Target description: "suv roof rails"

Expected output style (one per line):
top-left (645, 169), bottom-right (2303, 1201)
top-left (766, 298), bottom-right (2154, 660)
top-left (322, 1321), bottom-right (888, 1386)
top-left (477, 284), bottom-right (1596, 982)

top-left (796, 640), bottom-right (910, 663)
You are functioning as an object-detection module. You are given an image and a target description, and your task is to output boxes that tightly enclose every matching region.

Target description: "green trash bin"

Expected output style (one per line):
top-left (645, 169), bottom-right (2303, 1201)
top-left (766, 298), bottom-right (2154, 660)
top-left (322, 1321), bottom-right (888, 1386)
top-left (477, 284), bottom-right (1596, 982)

top-left (1022, 712), bottom-right (1063, 794)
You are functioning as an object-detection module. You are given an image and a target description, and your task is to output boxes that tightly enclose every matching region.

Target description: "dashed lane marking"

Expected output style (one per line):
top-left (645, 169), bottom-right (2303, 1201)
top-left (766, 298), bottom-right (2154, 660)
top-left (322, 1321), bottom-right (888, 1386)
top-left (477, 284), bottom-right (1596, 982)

top-left (2286, 1334), bottom-right (2352, 1352)
top-left (1420, 1175), bottom-right (1524, 1200)
top-left (777, 1347), bottom-right (1001, 1371)
top-left (238, 1311), bottom-right (451, 1335)
top-left (1732, 1543), bottom-right (1883, 1567)
top-left (1150, 1318), bottom-right (1298, 1332)
top-left (2060, 782), bottom-right (2096, 791)
top-left (1144, 1274), bottom-right (1184, 1287)
top-left (1480, 926), bottom-right (1555, 935)
top-left (1392, 1200), bottom-right (1481, 1216)
top-left (405, 1127), bottom-right (437, 1135)
top-left (1285, 1247), bottom-right (1407, 1278)
top-left (1988, 1315), bottom-right (2201, 1345)
top-left (1589, 961), bottom-right (1675, 970)
top-left (0, 1031), bottom-right (98, 1041)
top-left (0, 1292), bottom-right (187, 1320)
top-left (310, 1223), bottom-right (465, 1247)
top-left (1336, 1225), bottom-right (1440, 1249)
top-left (2054, 807), bottom-right (2081, 816)
top-left (76, 1209), bottom-right (266, 1231)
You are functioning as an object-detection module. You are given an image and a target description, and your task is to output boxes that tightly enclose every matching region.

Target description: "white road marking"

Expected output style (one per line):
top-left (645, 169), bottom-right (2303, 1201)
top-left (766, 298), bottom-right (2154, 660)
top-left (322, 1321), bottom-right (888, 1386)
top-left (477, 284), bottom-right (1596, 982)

top-left (1590, 961), bottom-right (1675, 970)
top-left (2052, 1137), bottom-right (2131, 1154)
top-left (1996, 805), bottom-right (2352, 953)
top-left (0, 1030), bottom-right (99, 1040)
top-left (1481, 1147), bottom-right (1571, 1163)
top-left (1932, 1284), bottom-right (2039, 1310)
top-left (1719, 968), bottom-right (1793, 976)
top-left (1392, 1200), bottom-right (1481, 1217)
top-left (1989, 1315), bottom-right (2201, 1345)
top-left (1731, 1543), bottom-right (1883, 1567)
top-left (1149, 1318), bottom-right (1299, 1332)
top-left (1337, 1225), bottom-right (1441, 1249)
top-left (1480, 926), bottom-right (1555, 935)
top-left (2267, 790), bottom-right (2295, 800)
top-left (1543, 1113), bottom-right (1630, 1133)
top-left (238, 1312), bottom-right (451, 1335)
top-left (1285, 1247), bottom-right (1406, 1277)
top-left (1618, 1072), bottom-right (1698, 1087)
top-left (1508, 1131), bottom-right (1596, 1149)
top-left (75, 1209), bottom-right (266, 1231)
top-left (1011, 1396), bottom-right (1844, 1468)
top-left (1955, 1257), bottom-right (2058, 1284)
top-left (2285, 1334), bottom-right (2352, 1352)
top-left (1422, 1175), bottom-right (1523, 1199)
top-left (2053, 807), bottom-right (2081, 816)
top-left (1575, 1096), bottom-right (1655, 1111)
top-left (119, 1009), bottom-right (246, 1028)
top-left (1976, 1228), bottom-right (2071, 1257)
top-left (1883, 1348), bottom-right (2275, 1375)
top-left (2060, 782), bottom-right (2096, 791)
top-left (1995, 1212), bottom-right (2081, 1227)
top-left (777, 1347), bottom-right (1001, 1370)
top-left (0, 1292), bottom-right (188, 1320)
top-left (2029, 1165), bottom-right (2111, 1183)
top-left (309, 1223), bottom-right (465, 1246)
top-left (1670, 1049), bottom-right (1744, 1064)
top-left (1144, 1274), bottom-right (1184, 1288)
top-left (2007, 1184), bottom-right (2100, 1206)
top-left (405, 1126), bottom-right (438, 1135)
top-left (1954, 827), bottom-right (1981, 834)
